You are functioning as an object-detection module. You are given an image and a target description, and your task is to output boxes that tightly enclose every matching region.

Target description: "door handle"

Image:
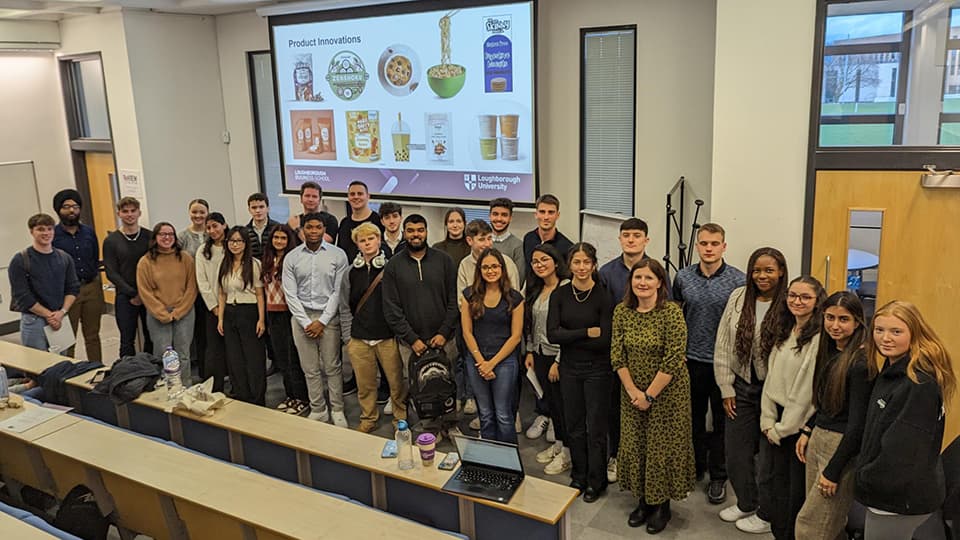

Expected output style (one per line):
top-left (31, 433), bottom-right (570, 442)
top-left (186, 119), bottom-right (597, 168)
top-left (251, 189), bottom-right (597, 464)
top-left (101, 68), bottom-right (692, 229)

top-left (824, 255), bottom-right (831, 290)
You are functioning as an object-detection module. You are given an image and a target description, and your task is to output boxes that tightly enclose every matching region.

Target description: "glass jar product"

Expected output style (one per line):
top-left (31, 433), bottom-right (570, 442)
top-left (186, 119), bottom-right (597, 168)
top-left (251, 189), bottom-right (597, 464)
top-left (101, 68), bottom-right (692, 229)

top-left (294, 54), bottom-right (314, 101)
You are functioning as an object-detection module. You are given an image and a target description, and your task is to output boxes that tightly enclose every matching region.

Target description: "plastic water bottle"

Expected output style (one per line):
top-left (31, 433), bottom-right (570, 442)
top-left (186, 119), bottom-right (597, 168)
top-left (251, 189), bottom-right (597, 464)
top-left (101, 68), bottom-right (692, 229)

top-left (0, 365), bottom-right (9, 407)
top-left (161, 347), bottom-right (183, 400)
top-left (396, 420), bottom-right (414, 470)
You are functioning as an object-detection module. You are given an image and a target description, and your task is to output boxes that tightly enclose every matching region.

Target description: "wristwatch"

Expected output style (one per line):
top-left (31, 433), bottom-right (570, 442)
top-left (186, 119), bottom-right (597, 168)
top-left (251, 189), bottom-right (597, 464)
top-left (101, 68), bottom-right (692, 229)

top-left (643, 391), bottom-right (656, 403)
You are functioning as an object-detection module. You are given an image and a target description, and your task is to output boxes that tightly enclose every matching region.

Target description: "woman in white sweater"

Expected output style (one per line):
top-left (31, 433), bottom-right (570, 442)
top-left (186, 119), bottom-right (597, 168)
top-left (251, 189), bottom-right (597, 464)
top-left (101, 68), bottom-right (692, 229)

top-left (760, 275), bottom-right (825, 540)
top-left (195, 212), bottom-right (228, 391)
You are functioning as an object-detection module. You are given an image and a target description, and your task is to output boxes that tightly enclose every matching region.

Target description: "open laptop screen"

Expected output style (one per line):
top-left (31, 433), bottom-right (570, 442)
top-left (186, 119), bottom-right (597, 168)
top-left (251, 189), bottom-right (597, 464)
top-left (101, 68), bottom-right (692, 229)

top-left (454, 436), bottom-right (523, 473)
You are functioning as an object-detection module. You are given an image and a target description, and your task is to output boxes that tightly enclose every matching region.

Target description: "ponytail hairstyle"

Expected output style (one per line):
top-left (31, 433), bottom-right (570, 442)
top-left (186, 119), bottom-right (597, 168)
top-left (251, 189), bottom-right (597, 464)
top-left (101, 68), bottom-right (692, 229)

top-left (566, 242), bottom-right (600, 284)
top-left (218, 226), bottom-right (255, 292)
top-left (813, 292), bottom-right (867, 416)
top-left (201, 212), bottom-right (227, 261)
top-left (735, 247), bottom-right (789, 369)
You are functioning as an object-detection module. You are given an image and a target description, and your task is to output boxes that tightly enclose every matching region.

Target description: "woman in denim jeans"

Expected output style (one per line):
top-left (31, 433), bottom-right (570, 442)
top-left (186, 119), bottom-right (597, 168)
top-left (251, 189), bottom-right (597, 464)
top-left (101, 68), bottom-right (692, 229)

top-left (461, 248), bottom-right (524, 443)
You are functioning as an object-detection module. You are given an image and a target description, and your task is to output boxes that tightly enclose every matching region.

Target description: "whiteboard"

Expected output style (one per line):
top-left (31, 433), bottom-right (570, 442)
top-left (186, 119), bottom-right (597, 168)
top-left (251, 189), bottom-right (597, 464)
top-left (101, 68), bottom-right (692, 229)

top-left (0, 161), bottom-right (42, 325)
top-left (580, 209), bottom-right (627, 266)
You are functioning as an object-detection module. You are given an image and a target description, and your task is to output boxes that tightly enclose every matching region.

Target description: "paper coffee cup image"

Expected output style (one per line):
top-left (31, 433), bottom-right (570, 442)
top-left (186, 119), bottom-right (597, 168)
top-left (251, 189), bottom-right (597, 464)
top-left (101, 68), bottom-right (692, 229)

top-left (499, 114), bottom-right (519, 138)
top-left (500, 137), bottom-right (519, 160)
top-left (480, 137), bottom-right (498, 160)
top-left (490, 77), bottom-right (507, 92)
top-left (478, 114), bottom-right (497, 138)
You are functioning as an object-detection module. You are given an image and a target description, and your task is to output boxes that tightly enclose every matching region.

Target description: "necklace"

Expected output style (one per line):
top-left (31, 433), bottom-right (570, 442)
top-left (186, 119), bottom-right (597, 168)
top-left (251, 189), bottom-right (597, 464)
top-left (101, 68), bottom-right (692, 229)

top-left (123, 229), bottom-right (141, 242)
top-left (573, 284), bottom-right (594, 303)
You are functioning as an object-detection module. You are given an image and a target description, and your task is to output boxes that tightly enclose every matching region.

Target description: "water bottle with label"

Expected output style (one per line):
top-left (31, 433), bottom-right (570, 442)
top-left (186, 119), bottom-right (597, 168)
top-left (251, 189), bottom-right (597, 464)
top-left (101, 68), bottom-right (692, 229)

top-left (396, 420), bottom-right (414, 470)
top-left (0, 365), bottom-right (9, 407)
top-left (161, 346), bottom-right (183, 400)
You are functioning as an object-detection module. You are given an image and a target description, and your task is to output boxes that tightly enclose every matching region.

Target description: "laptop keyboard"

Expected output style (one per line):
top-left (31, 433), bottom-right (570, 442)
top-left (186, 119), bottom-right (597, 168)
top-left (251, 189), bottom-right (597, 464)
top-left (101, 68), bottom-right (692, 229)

top-left (456, 467), bottom-right (520, 491)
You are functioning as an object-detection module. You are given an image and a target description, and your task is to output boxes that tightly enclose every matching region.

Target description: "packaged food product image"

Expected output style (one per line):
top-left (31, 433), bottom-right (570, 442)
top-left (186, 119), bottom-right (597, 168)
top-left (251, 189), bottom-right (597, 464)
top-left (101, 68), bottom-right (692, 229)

top-left (425, 112), bottom-right (453, 162)
top-left (346, 110), bottom-right (381, 163)
top-left (326, 51), bottom-right (370, 101)
top-left (293, 54), bottom-right (324, 101)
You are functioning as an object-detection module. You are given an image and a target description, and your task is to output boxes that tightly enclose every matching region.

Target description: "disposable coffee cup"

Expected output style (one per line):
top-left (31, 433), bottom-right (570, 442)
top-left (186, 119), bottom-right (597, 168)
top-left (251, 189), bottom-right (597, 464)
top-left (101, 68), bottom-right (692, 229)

top-left (500, 137), bottom-right (519, 160)
top-left (478, 114), bottom-right (497, 138)
top-left (490, 77), bottom-right (507, 92)
top-left (498, 114), bottom-right (519, 138)
top-left (417, 433), bottom-right (437, 466)
top-left (480, 137), bottom-right (498, 160)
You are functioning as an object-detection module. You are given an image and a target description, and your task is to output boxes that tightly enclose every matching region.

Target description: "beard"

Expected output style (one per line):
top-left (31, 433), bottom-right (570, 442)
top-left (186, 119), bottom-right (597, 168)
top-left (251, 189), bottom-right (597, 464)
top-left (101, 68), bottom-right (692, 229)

top-left (60, 215), bottom-right (79, 227)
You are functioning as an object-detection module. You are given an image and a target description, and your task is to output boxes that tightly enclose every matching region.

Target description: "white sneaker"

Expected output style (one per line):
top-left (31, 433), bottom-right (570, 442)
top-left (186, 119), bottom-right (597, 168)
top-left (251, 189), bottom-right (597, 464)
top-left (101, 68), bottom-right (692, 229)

top-left (544, 449), bottom-right (572, 475)
top-left (735, 514), bottom-right (771, 534)
top-left (525, 415), bottom-right (550, 439)
top-left (545, 419), bottom-right (556, 443)
top-left (469, 417), bottom-right (481, 430)
top-left (719, 504), bottom-right (754, 523)
top-left (308, 409), bottom-right (330, 422)
top-left (384, 400), bottom-right (394, 416)
top-left (463, 398), bottom-right (477, 414)
top-left (606, 457), bottom-right (618, 483)
top-left (331, 410), bottom-right (348, 428)
top-left (536, 441), bottom-right (562, 464)
top-left (515, 413), bottom-right (522, 433)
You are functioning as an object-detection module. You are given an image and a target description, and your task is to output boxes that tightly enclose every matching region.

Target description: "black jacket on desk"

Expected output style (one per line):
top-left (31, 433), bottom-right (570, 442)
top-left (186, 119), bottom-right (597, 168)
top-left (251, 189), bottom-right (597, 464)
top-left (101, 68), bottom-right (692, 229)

top-left (381, 247), bottom-right (458, 346)
top-left (855, 356), bottom-right (946, 515)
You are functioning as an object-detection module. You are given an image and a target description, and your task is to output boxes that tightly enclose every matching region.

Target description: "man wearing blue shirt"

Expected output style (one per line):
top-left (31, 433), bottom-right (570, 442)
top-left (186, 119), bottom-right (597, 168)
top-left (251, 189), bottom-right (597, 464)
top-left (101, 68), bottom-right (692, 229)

top-left (52, 189), bottom-right (103, 362)
top-left (283, 213), bottom-right (350, 427)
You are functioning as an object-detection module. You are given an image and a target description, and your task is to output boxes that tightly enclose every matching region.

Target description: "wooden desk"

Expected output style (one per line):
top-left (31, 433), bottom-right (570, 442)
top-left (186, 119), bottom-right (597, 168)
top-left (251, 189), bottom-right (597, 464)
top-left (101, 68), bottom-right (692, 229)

top-left (0, 402), bottom-right (81, 495)
top-left (0, 341), bottom-right (72, 376)
top-left (0, 512), bottom-right (58, 539)
top-left (32, 420), bottom-right (453, 540)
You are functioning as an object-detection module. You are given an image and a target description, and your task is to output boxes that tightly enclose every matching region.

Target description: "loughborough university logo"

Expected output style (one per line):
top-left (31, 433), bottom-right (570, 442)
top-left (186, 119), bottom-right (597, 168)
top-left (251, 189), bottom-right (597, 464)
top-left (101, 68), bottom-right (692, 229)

top-left (464, 174), bottom-right (478, 191)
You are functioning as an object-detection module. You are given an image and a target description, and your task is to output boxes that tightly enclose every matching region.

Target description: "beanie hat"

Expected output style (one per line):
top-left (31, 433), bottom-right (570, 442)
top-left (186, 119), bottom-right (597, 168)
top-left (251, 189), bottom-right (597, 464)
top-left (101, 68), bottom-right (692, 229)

top-left (53, 189), bottom-right (83, 211)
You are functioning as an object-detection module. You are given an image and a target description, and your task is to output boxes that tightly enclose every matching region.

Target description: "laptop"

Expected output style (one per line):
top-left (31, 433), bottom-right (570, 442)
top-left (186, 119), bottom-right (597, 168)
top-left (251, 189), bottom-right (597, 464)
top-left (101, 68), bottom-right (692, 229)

top-left (441, 434), bottom-right (525, 504)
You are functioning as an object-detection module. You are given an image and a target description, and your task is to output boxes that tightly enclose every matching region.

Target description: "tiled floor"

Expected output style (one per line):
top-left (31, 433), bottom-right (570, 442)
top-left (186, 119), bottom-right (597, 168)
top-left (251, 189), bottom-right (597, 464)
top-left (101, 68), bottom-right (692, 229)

top-left (3, 314), bottom-right (772, 539)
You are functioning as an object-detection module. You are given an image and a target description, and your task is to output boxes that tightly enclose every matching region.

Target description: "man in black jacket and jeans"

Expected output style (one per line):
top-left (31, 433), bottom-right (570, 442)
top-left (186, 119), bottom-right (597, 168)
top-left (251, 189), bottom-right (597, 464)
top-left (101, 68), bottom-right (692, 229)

top-left (382, 214), bottom-right (459, 429)
top-left (102, 197), bottom-right (152, 357)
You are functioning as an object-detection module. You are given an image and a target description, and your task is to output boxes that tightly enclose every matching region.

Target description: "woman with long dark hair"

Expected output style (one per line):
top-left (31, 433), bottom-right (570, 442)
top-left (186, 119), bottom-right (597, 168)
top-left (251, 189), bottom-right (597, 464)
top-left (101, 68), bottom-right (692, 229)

top-left (547, 242), bottom-right (613, 503)
top-left (795, 292), bottom-right (871, 540)
top-left (217, 226), bottom-right (267, 405)
top-left (461, 248), bottom-right (524, 443)
top-left (613, 259), bottom-right (694, 534)
top-left (136, 222), bottom-right (197, 383)
top-left (263, 224), bottom-right (309, 415)
top-left (195, 213), bottom-right (228, 391)
top-left (525, 243), bottom-right (571, 474)
top-left (432, 207), bottom-right (470, 264)
top-left (855, 301), bottom-right (956, 540)
top-left (714, 247), bottom-right (788, 533)
top-left (759, 275), bottom-right (825, 539)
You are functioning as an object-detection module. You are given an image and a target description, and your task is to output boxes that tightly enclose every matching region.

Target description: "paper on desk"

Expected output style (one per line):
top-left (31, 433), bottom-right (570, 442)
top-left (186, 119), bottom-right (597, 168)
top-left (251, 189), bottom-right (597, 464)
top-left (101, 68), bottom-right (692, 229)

top-left (526, 366), bottom-right (544, 399)
top-left (43, 322), bottom-right (75, 353)
top-left (171, 377), bottom-right (227, 416)
top-left (1, 404), bottom-right (69, 433)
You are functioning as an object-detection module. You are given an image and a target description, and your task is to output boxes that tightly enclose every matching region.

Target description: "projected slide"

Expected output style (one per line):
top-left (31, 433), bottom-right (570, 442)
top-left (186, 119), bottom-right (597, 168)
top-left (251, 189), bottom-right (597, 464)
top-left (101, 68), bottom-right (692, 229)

top-left (272, 1), bottom-right (535, 204)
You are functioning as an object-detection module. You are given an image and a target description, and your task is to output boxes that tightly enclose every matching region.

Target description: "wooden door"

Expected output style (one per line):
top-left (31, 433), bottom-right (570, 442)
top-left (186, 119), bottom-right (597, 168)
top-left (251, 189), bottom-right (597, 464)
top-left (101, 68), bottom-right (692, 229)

top-left (812, 170), bottom-right (960, 448)
top-left (84, 151), bottom-right (116, 305)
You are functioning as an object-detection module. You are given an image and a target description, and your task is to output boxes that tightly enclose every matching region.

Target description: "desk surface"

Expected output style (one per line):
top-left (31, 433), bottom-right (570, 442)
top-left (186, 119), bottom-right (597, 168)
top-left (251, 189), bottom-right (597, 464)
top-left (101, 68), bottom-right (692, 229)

top-left (0, 402), bottom-right (80, 443)
top-left (0, 341), bottom-right (71, 376)
top-left (0, 511), bottom-right (58, 538)
top-left (214, 400), bottom-right (578, 524)
top-left (35, 420), bottom-right (450, 539)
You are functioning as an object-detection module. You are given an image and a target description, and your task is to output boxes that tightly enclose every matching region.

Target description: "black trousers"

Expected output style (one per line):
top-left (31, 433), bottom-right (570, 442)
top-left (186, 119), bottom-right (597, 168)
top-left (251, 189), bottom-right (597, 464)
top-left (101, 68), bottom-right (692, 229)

top-left (764, 432), bottom-right (805, 540)
top-left (268, 310), bottom-right (308, 402)
top-left (561, 362), bottom-right (611, 491)
top-left (204, 309), bottom-right (227, 393)
top-left (532, 352), bottom-right (567, 443)
top-left (115, 292), bottom-right (152, 358)
top-left (192, 296), bottom-right (207, 378)
top-left (725, 376), bottom-right (772, 520)
top-left (688, 360), bottom-right (727, 480)
top-left (223, 304), bottom-right (267, 405)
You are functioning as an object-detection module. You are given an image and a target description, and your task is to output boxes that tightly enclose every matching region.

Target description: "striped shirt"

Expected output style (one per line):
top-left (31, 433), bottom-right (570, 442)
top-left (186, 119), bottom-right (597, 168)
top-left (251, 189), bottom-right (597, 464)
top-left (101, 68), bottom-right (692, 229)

top-left (672, 261), bottom-right (745, 363)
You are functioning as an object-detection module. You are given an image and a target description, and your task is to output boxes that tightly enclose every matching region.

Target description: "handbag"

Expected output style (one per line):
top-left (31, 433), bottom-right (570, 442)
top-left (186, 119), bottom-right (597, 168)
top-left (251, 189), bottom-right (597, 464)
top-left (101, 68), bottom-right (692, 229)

top-left (355, 270), bottom-right (384, 314)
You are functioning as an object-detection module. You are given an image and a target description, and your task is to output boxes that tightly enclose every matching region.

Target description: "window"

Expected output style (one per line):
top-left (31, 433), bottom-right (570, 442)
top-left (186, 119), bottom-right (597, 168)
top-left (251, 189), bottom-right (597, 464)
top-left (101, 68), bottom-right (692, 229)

top-left (249, 51), bottom-right (291, 224)
top-left (940, 8), bottom-right (960, 143)
top-left (580, 27), bottom-right (636, 216)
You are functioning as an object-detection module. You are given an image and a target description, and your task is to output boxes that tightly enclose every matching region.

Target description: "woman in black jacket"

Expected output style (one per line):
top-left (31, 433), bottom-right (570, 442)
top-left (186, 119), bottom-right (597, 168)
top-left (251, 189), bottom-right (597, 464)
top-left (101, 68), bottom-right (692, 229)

top-left (856, 300), bottom-right (956, 540)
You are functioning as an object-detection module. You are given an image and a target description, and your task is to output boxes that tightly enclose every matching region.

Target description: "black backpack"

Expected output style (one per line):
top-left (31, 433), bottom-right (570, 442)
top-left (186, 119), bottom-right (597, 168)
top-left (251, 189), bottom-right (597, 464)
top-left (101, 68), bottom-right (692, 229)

top-left (408, 347), bottom-right (457, 420)
top-left (53, 485), bottom-right (110, 540)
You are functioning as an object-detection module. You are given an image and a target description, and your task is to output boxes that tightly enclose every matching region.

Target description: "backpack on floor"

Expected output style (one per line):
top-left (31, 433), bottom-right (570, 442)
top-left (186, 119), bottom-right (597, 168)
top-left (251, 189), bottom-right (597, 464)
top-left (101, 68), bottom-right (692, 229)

top-left (53, 485), bottom-right (109, 540)
top-left (408, 347), bottom-right (457, 420)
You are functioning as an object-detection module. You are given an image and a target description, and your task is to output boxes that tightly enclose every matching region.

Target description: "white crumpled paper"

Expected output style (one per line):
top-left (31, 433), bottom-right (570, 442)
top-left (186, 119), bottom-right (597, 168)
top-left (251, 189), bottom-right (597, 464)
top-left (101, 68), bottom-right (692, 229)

top-left (171, 377), bottom-right (227, 416)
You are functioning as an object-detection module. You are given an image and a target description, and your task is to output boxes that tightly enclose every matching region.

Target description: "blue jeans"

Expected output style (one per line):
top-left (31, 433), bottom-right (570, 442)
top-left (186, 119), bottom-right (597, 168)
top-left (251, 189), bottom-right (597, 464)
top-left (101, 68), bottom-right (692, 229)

top-left (467, 354), bottom-right (519, 444)
top-left (145, 308), bottom-right (195, 385)
top-left (19, 313), bottom-right (70, 355)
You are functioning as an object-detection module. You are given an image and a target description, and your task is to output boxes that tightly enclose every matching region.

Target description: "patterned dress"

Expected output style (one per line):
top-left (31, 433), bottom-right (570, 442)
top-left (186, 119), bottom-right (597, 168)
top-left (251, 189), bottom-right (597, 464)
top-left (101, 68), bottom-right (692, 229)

top-left (611, 301), bottom-right (695, 504)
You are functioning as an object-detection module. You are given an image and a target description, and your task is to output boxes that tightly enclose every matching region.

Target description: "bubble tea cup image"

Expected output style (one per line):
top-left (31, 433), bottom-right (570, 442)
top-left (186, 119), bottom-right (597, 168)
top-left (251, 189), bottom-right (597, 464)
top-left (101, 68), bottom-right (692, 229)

top-left (392, 112), bottom-right (410, 162)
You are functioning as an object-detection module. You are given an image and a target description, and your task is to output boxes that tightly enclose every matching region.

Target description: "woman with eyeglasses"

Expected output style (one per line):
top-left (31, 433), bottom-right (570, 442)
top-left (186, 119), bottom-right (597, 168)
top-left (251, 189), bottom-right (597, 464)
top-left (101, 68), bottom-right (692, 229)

top-left (461, 247), bottom-right (524, 443)
top-left (217, 226), bottom-right (267, 405)
top-left (525, 244), bottom-right (572, 474)
top-left (759, 276), bottom-right (825, 539)
top-left (548, 242), bottom-right (613, 503)
top-left (137, 222), bottom-right (198, 383)
top-left (795, 292), bottom-right (871, 540)
top-left (195, 213), bottom-right (228, 392)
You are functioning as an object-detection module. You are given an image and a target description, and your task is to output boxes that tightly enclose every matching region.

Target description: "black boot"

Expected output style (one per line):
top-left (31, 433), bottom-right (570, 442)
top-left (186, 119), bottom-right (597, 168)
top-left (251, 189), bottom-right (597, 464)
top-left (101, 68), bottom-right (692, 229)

top-left (628, 500), bottom-right (655, 527)
top-left (645, 500), bottom-right (671, 534)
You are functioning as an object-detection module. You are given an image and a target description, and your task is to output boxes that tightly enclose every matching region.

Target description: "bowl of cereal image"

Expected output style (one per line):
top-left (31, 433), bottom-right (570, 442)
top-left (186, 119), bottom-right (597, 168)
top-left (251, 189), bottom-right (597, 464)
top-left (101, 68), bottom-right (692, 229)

top-left (427, 63), bottom-right (466, 98)
top-left (378, 45), bottom-right (421, 96)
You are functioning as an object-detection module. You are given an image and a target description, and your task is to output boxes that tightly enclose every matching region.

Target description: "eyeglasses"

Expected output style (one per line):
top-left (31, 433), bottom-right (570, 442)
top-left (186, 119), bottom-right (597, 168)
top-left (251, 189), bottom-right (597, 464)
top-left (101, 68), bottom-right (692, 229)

top-left (156, 232), bottom-right (175, 238)
top-left (61, 204), bottom-right (81, 211)
top-left (787, 293), bottom-right (817, 304)
top-left (228, 239), bottom-right (245, 244)
top-left (480, 264), bottom-right (502, 272)
top-left (531, 258), bottom-right (552, 267)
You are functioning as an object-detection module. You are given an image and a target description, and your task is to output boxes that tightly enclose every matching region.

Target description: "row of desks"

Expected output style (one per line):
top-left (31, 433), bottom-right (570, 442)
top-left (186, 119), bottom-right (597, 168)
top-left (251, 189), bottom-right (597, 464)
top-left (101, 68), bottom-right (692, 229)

top-left (0, 401), bottom-right (455, 539)
top-left (0, 341), bottom-right (578, 539)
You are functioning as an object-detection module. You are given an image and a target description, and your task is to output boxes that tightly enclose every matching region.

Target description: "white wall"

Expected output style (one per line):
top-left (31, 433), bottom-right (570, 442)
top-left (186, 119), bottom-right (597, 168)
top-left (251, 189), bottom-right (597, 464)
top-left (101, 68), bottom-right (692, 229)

top-left (711, 0), bottom-right (816, 273)
top-left (123, 11), bottom-right (235, 229)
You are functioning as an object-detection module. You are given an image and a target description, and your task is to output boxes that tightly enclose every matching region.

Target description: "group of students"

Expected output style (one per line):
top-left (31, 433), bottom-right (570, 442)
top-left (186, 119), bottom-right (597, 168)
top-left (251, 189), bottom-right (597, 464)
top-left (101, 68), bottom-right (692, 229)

top-left (7, 187), bottom-right (956, 539)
